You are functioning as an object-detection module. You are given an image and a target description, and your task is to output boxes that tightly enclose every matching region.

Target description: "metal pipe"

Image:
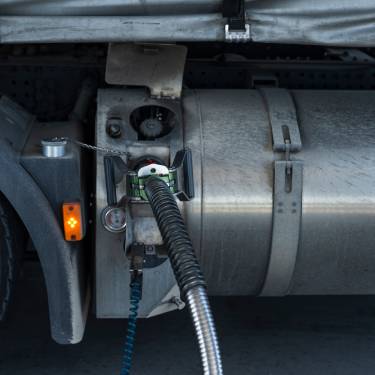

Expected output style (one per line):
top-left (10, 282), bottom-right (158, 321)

top-left (186, 286), bottom-right (223, 375)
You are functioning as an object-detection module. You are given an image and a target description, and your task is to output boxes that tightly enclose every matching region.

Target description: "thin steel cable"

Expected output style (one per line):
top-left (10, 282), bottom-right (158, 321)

top-left (48, 136), bottom-right (129, 156)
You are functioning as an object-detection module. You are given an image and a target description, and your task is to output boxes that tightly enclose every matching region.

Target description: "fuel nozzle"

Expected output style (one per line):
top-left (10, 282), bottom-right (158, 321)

top-left (127, 149), bottom-right (195, 202)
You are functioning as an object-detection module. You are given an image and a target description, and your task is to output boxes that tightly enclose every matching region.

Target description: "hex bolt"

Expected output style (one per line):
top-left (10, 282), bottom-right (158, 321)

top-left (106, 118), bottom-right (123, 138)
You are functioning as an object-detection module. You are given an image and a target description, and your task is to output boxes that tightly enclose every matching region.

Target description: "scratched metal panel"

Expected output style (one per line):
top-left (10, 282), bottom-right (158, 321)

top-left (289, 90), bottom-right (375, 294)
top-left (183, 90), bottom-right (274, 295)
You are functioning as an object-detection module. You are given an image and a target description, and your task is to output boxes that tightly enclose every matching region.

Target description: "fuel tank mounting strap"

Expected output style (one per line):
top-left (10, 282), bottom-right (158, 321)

top-left (259, 88), bottom-right (302, 153)
top-left (260, 161), bottom-right (303, 296)
top-left (259, 88), bottom-right (303, 296)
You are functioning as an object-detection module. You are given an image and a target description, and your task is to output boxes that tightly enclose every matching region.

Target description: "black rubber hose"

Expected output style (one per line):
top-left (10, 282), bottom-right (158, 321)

top-left (145, 176), bottom-right (223, 374)
top-left (144, 176), bottom-right (206, 299)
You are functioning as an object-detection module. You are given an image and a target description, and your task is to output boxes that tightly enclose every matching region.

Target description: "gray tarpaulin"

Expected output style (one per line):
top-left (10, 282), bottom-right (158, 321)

top-left (0, 0), bottom-right (222, 16)
top-left (0, 0), bottom-right (374, 46)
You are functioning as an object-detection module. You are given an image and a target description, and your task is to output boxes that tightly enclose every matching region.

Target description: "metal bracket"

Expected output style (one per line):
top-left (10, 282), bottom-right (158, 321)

top-left (170, 149), bottom-right (195, 201)
top-left (259, 88), bottom-right (303, 296)
top-left (105, 43), bottom-right (187, 99)
top-left (223, 0), bottom-right (250, 43)
top-left (225, 24), bottom-right (250, 43)
top-left (146, 284), bottom-right (185, 318)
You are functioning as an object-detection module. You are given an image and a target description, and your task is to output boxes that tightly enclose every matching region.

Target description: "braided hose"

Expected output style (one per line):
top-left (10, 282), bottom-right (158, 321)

top-left (120, 280), bottom-right (142, 375)
top-left (145, 177), bottom-right (223, 375)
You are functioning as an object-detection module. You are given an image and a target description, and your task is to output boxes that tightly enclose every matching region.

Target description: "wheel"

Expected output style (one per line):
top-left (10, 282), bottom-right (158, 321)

top-left (0, 195), bottom-right (26, 321)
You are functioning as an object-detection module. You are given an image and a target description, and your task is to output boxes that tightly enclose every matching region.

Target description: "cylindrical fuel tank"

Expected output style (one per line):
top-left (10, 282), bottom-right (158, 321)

top-left (182, 89), bottom-right (375, 296)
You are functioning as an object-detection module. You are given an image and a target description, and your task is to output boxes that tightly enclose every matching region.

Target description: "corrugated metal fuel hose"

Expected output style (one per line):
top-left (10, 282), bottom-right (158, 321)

top-left (145, 176), bottom-right (223, 375)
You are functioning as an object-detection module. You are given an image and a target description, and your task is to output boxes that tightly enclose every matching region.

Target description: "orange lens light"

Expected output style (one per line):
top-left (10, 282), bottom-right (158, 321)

top-left (62, 202), bottom-right (83, 241)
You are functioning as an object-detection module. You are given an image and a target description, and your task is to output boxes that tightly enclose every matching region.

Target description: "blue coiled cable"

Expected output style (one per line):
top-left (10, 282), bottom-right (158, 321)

top-left (120, 279), bottom-right (142, 375)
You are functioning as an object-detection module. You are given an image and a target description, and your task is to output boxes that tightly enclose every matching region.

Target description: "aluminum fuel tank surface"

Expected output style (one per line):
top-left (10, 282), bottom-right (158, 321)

top-left (183, 89), bottom-right (375, 296)
top-left (96, 88), bottom-right (375, 319)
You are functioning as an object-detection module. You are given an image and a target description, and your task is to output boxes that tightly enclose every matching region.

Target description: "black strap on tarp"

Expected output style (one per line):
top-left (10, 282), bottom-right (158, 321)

top-left (223, 0), bottom-right (246, 31)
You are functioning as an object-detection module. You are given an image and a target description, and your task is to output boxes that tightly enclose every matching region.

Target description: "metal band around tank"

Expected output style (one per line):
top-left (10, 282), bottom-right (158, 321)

top-left (259, 88), bottom-right (303, 296)
top-left (260, 88), bottom-right (302, 153)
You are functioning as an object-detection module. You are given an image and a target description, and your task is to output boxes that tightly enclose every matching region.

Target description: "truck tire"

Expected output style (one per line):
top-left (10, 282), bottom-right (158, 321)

top-left (0, 195), bottom-right (25, 321)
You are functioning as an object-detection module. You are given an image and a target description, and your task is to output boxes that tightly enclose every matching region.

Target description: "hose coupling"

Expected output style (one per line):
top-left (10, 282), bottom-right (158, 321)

top-left (129, 244), bottom-right (144, 286)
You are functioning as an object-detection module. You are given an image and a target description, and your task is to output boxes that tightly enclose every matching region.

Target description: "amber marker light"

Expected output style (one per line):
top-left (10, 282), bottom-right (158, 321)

top-left (62, 202), bottom-right (83, 241)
